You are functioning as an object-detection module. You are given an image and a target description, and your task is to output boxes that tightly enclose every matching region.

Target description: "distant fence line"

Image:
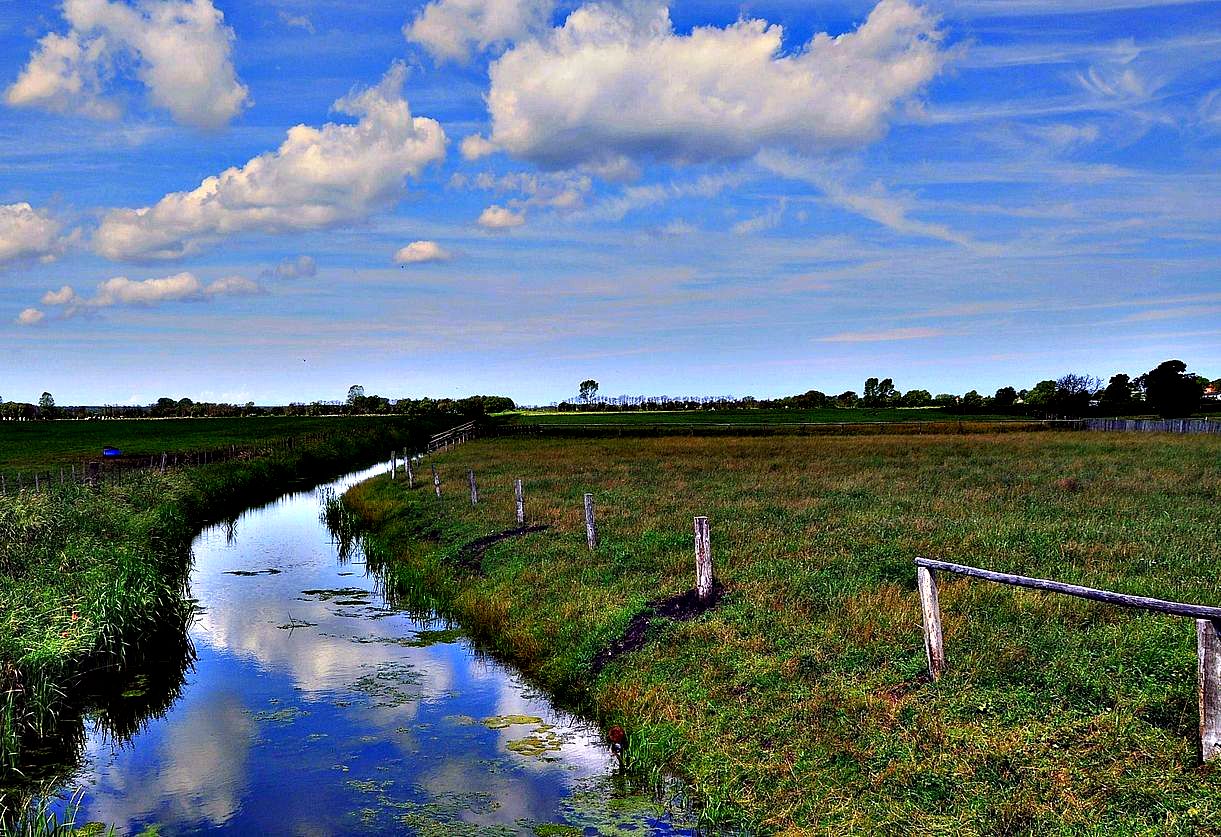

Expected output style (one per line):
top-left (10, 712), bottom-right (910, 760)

top-left (1082, 418), bottom-right (1221, 434)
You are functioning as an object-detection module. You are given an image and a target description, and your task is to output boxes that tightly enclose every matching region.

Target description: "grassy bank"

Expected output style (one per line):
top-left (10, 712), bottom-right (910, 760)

top-left (0, 415), bottom-right (439, 799)
top-left (343, 431), bottom-right (1221, 833)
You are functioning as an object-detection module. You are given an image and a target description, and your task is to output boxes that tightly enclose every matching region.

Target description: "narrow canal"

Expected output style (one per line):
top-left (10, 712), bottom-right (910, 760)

top-left (49, 464), bottom-right (694, 835)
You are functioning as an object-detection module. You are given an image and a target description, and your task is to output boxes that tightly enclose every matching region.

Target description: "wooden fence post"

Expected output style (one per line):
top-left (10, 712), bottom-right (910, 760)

top-left (468, 469), bottom-right (478, 505)
top-left (1198, 619), bottom-right (1221, 762)
top-left (34, 473), bottom-right (40, 492)
top-left (515, 479), bottom-right (525, 525)
top-left (406, 457), bottom-right (415, 488)
top-left (160, 452), bottom-right (167, 474)
top-left (432, 464), bottom-right (442, 498)
top-left (391, 452), bottom-right (397, 480)
top-left (694, 516), bottom-right (714, 601)
top-left (917, 565), bottom-right (946, 680)
top-left (584, 493), bottom-right (598, 551)
top-left (87, 462), bottom-right (99, 487)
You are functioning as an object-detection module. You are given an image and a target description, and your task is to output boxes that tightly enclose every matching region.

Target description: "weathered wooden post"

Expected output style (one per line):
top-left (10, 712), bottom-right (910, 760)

top-left (160, 452), bottom-right (167, 474)
top-left (1198, 619), bottom-right (1221, 762)
top-left (468, 469), bottom-right (479, 505)
top-left (87, 462), bottom-right (99, 487)
top-left (694, 516), bottom-right (714, 601)
top-left (514, 479), bottom-right (525, 525)
top-left (432, 463), bottom-right (442, 498)
top-left (584, 493), bottom-right (598, 550)
top-left (1, 474), bottom-right (5, 495)
top-left (406, 457), bottom-right (415, 489)
top-left (16, 472), bottom-right (22, 491)
top-left (34, 473), bottom-right (40, 492)
top-left (916, 564), bottom-right (946, 680)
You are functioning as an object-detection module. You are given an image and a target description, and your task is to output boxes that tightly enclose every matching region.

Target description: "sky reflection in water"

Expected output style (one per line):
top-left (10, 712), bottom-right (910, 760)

top-left (59, 467), bottom-right (693, 835)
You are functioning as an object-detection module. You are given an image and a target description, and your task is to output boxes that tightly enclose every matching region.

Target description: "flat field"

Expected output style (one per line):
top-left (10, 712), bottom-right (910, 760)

top-left (346, 430), bottom-right (1221, 833)
top-left (0, 415), bottom-right (415, 476)
top-left (509, 407), bottom-right (1028, 426)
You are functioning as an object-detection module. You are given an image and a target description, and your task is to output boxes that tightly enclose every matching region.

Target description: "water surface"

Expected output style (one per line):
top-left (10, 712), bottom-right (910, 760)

top-left (50, 465), bottom-right (694, 835)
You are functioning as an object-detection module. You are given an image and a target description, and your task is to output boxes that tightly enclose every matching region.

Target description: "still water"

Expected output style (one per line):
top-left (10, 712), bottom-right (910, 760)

top-left (51, 465), bottom-right (694, 835)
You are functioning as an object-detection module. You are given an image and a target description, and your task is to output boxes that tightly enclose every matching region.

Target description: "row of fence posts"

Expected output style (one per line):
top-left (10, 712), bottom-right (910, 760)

top-left (0, 432), bottom-right (337, 497)
top-left (388, 449), bottom-right (717, 603)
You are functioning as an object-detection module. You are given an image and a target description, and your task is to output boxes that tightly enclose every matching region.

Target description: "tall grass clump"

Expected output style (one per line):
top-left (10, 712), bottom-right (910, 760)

top-left (344, 431), bottom-right (1221, 833)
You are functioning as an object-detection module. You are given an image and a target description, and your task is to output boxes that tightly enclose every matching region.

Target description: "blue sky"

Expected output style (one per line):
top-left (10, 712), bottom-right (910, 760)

top-left (0, 0), bottom-right (1218, 406)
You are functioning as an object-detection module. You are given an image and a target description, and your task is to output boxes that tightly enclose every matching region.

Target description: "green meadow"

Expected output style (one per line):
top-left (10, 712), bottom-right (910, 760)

top-left (344, 430), bottom-right (1221, 833)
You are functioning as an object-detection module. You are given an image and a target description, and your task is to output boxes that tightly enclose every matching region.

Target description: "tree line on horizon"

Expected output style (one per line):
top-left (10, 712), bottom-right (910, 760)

top-left (2, 359), bottom-right (1215, 422)
top-left (557, 359), bottom-right (1218, 420)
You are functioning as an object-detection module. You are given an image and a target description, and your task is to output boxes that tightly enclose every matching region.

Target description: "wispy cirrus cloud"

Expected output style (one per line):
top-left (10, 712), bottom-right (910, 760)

top-left (817, 326), bottom-right (946, 342)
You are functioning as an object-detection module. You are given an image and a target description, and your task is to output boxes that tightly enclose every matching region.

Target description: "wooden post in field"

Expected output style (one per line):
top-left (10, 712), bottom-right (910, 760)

top-left (514, 479), bottom-right (525, 526)
top-left (917, 564), bottom-right (946, 680)
top-left (694, 516), bottom-right (714, 601)
top-left (468, 469), bottom-right (478, 505)
top-left (1198, 619), bottom-right (1221, 762)
top-left (16, 472), bottom-right (22, 491)
top-left (34, 473), bottom-right (40, 492)
top-left (87, 462), bottom-right (99, 487)
top-left (1, 474), bottom-right (5, 495)
top-left (432, 463), bottom-right (442, 498)
top-left (390, 452), bottom-right (397, 480)
top-left (160, 452), bottom-right (167, 474)
top-left (584, 494), bottom-right (598, 551)
top-left (406, 457), bottom-right (415, 489)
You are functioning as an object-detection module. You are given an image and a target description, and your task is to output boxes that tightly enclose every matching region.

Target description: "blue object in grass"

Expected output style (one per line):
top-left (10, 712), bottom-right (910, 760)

top-left (102, 447), bottom-right (122, 457)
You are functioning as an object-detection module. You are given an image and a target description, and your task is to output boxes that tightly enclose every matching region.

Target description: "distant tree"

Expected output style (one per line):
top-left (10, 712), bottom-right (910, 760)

top-left (933, 393), bottom-right (958, 408)
top-left (579, 379), bottom-right (599, 403)
top-left (1139, 360), bottom-right (1204, 418)
top-left (1024, 380), bottom-right (1058, 410)
top-left (346, 385), bottom-right (365, 405)
top-left (993, 386), bottom-right (1018, 410)
top-left (961, 390), bottom-right (985, 411)
top-left (835, 390), bottom-right (859, 408)
top-left (1054, 373), bottom-right (1100, 415)
top-left (863, 377), bottom-right (880, 406)
top-left (793, 389), bottom-right (828, 409)
top-left (151, 396), bottom-right (176, 417)
top-left (177, 397), bottom-right (194, 416)
top-left (901, 389), bottom-right (932, 407)
top-left (1099, 374), bottom-right (1135, 413)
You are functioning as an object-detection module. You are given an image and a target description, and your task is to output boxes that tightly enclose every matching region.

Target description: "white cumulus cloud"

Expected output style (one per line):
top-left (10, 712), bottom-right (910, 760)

top-left (37, 271), bottom-right (260, 319)
top-left (406, 0), bottom-right (555, 63)
top-left (5, 0), bottom-right (249, 130)
top-left (16, 308), bottom-right (45, 326)
top-left (0, 203), bottom-right (66, 266)
top-left (394, 240), bottom-right (451, 264)
top-left (477, 204), bottom-right (526, 229)
top-left (476, 0), bottom-right (946, 172)
top-left (93, 63), bottom-right (447, 261)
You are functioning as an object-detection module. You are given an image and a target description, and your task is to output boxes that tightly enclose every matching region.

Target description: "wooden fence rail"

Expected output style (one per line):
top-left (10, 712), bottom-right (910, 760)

top-left (915, 557), bottom-right (1221, 762)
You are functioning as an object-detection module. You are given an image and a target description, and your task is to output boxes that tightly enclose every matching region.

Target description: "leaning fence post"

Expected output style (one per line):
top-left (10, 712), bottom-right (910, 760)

top-left (468, 469), bottom-right (479, 505)
top-left (584, 493), bottom-right (598, 550)
top-left (1198, 619), bottom-right (1221, 762)
top-left (406, 457), bottom-right (415, 488)
top-left (916, 563), bottom-right (946, 680)
top-left (694, 516), bottom-right (714, 601)
top-left (432, 464), bottom-right (442, 498)
top-left (514, 479), bottom-right (525, 525)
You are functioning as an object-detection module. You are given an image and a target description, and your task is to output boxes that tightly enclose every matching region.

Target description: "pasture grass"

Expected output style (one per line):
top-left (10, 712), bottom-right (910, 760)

top-left (344, 431), bottom-right (1221, 834)
top-left (0, 415), bottom-right (412, 476)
